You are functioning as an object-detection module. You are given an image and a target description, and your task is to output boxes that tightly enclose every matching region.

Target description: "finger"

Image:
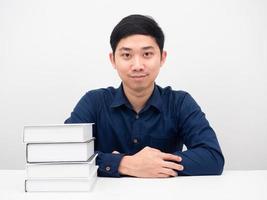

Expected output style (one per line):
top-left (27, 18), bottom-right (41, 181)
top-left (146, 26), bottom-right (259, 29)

top-left (159, 168), bottom-right (178, 177)
top-left (161, 153), bottom-right (182, 162)
top-left (156, 173), bottom-right (171, 178)
top-left (162, 161), bottom-right (184, 171)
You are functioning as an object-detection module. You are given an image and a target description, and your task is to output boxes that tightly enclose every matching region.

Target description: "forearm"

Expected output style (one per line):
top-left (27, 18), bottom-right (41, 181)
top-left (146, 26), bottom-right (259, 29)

top-left (174, 147), bottom-right (224, 176)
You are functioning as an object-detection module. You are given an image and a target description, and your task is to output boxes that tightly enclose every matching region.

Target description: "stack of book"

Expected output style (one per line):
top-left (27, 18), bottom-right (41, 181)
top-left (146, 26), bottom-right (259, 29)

top-left (23, 123), bottom-right (98, 192)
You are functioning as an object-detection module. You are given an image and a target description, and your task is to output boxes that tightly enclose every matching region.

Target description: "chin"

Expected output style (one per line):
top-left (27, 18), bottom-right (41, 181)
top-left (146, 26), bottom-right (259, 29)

top-left (123, 80), bottom-right (154, 92)
top-left (132, 84), bottom-right (151, 92)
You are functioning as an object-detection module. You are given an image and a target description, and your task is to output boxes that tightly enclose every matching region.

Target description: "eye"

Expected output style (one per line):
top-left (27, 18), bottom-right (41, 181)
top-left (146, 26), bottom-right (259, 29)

top-left (143, 52), bottom-right (154, 58)
top-left (121, 53), bottom-right (132, 60)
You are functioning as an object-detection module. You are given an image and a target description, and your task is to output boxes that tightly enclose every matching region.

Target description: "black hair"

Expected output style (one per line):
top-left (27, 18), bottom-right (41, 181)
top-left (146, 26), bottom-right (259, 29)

top-left (110, 14), bottom-right (165, 53)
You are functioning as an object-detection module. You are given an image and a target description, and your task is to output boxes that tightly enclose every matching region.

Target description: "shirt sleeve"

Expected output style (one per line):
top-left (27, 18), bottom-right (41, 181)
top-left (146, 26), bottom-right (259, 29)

top-left (64, 91), bottom-right (124, 177)
top-left (95, 151), bottom-right (125, 177)
top-left (174, 93), bottom-right (225, 176)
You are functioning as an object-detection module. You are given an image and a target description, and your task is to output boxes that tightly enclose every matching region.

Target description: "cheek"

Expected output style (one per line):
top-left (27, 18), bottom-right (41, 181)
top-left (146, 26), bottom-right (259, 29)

top-left (147, 59), bottom-right (161, 72)
top-left (115, 62), bottom-right (129, 75)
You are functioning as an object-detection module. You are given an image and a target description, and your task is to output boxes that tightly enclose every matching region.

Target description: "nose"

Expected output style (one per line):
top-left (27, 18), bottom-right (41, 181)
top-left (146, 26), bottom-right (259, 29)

top-left (131, 56), bottom-right (144, 71)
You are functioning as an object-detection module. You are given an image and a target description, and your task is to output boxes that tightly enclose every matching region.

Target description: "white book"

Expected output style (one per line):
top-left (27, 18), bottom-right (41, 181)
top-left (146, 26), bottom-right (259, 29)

top-left (26, 154), bottom-right (97, 178)
top-left (26, 140), bottom-right (94, 163)
top-left (23, 123), bottom-right (94, 143)
top-left (25, 166), bottom-right (98, 192)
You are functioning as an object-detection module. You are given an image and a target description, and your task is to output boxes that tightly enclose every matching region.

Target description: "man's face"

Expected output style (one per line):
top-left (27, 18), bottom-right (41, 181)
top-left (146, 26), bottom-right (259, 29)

top-left (110, 34), bottom-right (166, 93)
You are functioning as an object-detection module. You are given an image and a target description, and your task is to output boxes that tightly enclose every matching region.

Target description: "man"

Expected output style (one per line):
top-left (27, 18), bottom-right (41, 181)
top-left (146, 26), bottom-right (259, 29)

top-left (65, 14), bottom-right (224, 178)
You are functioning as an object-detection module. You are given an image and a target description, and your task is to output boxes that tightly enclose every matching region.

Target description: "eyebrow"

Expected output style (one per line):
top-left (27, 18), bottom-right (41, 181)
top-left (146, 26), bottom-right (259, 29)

top-left (142, 46), bottom-right (155, 50)
top-left (118, 47), bottom-right (132, 52)
top-left (118, 46), bottom-right (155, 52)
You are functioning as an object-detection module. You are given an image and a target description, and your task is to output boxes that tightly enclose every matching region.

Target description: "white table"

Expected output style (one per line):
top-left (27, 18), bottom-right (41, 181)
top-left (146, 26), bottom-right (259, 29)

top-left (0, 170), bottom-right (266, 200)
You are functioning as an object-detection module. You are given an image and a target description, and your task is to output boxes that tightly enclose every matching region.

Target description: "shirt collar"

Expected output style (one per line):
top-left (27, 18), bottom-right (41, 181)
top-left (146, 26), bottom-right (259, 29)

top-left (110, 84), bottom-right (131, 109)
top-left (110, 83), bottom-right (162, 113)
top-left (146, 85), bottom-right (162, 112)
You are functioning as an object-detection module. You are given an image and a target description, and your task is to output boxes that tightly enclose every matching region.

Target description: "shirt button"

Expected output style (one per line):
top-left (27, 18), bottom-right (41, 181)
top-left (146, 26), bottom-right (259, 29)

top-left (133, 138), bottom-right (138, 144)
top-left (105, 166), bottom-right (111, 171)
top-left (135, 115), bottom-right (139, 119)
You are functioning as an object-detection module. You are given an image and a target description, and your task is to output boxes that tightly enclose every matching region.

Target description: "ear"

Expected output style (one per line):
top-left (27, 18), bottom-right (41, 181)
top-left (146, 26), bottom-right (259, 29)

top-left (109, 52), bottom-right (116, 69)
top-left (160, 50), bottom-right (167, 67)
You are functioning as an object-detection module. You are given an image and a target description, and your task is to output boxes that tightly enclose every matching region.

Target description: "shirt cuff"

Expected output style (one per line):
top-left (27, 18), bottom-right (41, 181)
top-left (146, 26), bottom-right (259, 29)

top-left (96, 151), bottom-right (125, 177)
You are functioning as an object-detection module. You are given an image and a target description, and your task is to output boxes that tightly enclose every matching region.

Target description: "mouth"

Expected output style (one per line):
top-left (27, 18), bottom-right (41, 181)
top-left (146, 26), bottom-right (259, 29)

top-left (129, 74), bottom-right (148, 79)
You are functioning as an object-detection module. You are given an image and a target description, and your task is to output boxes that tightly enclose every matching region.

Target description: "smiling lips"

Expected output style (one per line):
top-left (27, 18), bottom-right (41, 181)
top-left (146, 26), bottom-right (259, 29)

top-left (129, 74), bottom-right (148, 78)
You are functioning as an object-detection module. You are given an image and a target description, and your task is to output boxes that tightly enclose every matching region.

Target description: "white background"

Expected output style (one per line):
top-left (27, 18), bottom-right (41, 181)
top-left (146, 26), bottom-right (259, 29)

top-left (0, 0), bottom-right (266, 170)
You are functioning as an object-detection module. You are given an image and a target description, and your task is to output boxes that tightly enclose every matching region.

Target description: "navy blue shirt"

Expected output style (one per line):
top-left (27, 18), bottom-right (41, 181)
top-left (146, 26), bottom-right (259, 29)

top-left (65, 84), bottom-right (224, 177)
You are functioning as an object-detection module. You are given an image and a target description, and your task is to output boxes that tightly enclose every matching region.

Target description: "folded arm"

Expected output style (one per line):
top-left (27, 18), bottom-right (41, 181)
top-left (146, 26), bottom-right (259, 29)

top-left (173, 93), bottom-right (225, 175)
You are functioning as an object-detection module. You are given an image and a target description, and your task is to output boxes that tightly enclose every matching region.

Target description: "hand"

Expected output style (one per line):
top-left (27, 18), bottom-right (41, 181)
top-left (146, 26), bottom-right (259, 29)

top-left (118, 146), bottom-right (183, 178)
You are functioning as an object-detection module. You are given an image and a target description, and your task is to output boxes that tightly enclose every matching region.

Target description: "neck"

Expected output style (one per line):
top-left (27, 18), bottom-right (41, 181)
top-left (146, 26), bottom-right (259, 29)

top-left (123, 83), bottom-right (155, 113)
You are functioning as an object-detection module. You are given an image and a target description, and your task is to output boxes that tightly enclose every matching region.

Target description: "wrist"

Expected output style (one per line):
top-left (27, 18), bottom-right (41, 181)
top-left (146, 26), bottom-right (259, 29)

top-left (118, 155), bottom-right (133, 176)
